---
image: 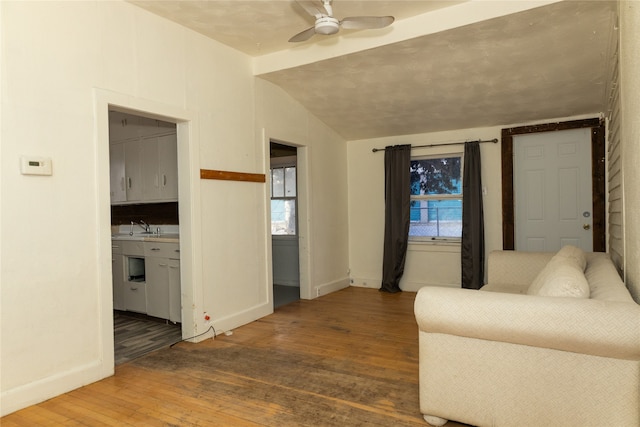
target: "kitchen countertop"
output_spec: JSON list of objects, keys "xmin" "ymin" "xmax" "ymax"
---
[{"xmin": 112, "ymin": 233, "xmax": 179, "ymax": 243}]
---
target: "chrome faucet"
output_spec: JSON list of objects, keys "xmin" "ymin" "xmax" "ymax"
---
[
  {"xmin": 129, "ymin": 220, "xmax": 151, "ymax": 235},
  {"xmin": 139, "ymin": 220, "xmax": 151, "ymax": 233}
]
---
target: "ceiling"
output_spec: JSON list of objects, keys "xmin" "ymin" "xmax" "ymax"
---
[{"xmin": 129, "ymin": 0, "xmax": 618, "ymax": 140}]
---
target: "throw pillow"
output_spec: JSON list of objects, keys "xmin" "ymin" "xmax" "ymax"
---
[
  {"xmin": 555, "ymin": 244, "xmax": 587, "ymax": 271},
  {"xmin": 527, "ymin": 247, "xmax": 590, "ymax": 298}
]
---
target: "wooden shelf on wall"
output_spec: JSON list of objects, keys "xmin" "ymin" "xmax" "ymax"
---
[{"xmin": 200, "ymin": 169, "xmax": 265, "ymax": 183}]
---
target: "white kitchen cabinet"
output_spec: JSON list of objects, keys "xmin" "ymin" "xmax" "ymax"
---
[
  {"xmin": 168, "ymin": 259, "xmax": 181, "ymax": 323},
  {"xmin": 141, "ymin": 136, "xmax": 160, "ymax": 201},
  {"xmin": 109, "ymin": 110, "xmax": 178, "ymax": 205},
  {"xmin": 124, "ymin": 280, "xmax": 147, "ymax": 313},
  {"xmin": 139, "ymin": 116, "xmax": 175, "ymax": 136},
  {"xmin": 124, "ymin": 139, "xmax": 143, "ymax": 202},
  {"xmin": 109, "ymin": 111, "xmax": 132, "ymax": 143},
  {"xmin": 145, "ymin": 256, "xmax": 170, "ymax": 319},
  {"xmin": 111, "ymin": 238, "xmax": 180, "ymax": 322},
  {"xmin": 110, "ymin": 112, "xmax": 176, "ymax": 143},
  {"xmin": 111, "ymin": 242, "xmax": 125, "ymax": 311},
  {"xmin": 109, "ymin": 143, "xmax": 126, "ymax": 203},
  {"xmin": 141, "ymin": 134, "xmax": 178, "ymax": 202},
  {"xmin": 121, "ymin": 241, "xmax": 147, "ymax": 314},
  {"xmin": 144, "ymin": 241, "xmax": 180, "ymax": 321},
  {"xmin": 158, "ymin": 134, "xmax": 179, "ymax": 201},
  {"xmin": 110, "ymin": 133, "xmax": 177, "ymax": 205}
]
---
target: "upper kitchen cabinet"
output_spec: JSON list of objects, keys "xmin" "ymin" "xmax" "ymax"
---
[
  {"xmin": 124, "ymin": 139, "xmax": 144, "ymax": 202},
  {"xmin": 109, "ymin": 143, "xmax": 126, "ymax": 203},
  {"xmin": 141, "ymin": 134, "xmax": 178, "ymax": 202},
  {"xmin": 109, "ymin": 111, "xmax": 176, "ymax": 143},
  {"xmin": 109, "ymin": 111, "xmax": 142, "ymax": 142},
  {"xmin": 109, "ymin": 112, "xmax": 178, "ymax": 205}
]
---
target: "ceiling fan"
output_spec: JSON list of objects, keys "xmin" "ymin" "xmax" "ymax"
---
[{"xmin": 289, "ymin": 0, "xmax": 394, "ymax": 43}]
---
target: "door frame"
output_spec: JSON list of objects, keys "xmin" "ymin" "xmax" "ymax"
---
[
  {"xmin": 501, "ymin": 118, "xmax": 606, "ymax": 251},
  {"xmin": 94, "ymin": 88, "xmax": 203, "ymax": 370},
  {"xmin": 264, "ymin": 135, "xmax": 312, "ymax": 301}
]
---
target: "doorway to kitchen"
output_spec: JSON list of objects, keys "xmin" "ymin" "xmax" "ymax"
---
[
  {"xmin": 109, "ymin": 110, "xmax": 182, "ymax": 364},
  {"xmin": 269, "ymin": 142, "xmax": 300, "ymax": 308}
]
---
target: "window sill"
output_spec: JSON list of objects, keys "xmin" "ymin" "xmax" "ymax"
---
[{"xmin": 408, "ymin": 239, "xmax": 461, "ymax": 253}]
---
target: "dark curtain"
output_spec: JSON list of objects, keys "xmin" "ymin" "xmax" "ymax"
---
[
  {"xmin": 461, "ymin": 141, "xmax": 485, "ymax": 289},
  {"xmin": 380, "ymin": 144, "xmax": 411, "ymax": 293}
]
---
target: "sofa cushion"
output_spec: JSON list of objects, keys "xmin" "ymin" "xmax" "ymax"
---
[{"xmin": 527, "ymin": 246, "xmax": 590, "ymax": 298}]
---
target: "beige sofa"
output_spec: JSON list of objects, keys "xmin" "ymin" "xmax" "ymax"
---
[{"xmin": 414, "ymin": 247, "xmax": 640, "ymax": 427}]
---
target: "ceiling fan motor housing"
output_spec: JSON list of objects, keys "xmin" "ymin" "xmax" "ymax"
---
[{"xmin": 315, "ymin": 16, "xmax": 340, "ymax": 35}]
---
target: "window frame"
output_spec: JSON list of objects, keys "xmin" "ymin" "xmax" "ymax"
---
[
  {"xmin": 409, "ymin": 152, "xmax": 464, "ymax": 243},
  {"xmin": 270, "ymin": 156, "xmax": 298, "ymax": 236}
]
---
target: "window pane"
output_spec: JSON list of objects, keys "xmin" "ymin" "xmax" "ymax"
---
[
  {"xmin": 272, "ymin": 168, "xmax": 284, "ymax": 197},
  {"xmin": 410, "ymin": 157, "xmax": 461, "ymax": 196},
  {"xmin": 284, "ymin": 167, "xmax": 296, "ymax": 197},
  {"xmin": 409, "ymin": 199, "xmax": 462, "ymax": 238},
  {"xmin": 271, "ymin": 199, "xmax": 296, "ymax": 235}
]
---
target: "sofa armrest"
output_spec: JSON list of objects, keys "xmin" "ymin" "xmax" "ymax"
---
[
  {"xmin": 487, "ymin": 250, "xmax": 554, "ymax": 287},
  {"xmin": 414, "ymin": 286, "xmax": 640, "ymax": 360}
]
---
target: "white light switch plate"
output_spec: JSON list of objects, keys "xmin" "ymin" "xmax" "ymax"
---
[{"xmin": 20, "ymin": 156, "xmax": 52, "ymax": 175}]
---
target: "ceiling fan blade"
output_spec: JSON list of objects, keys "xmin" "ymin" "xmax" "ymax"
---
[
  {"xmin": 340, "ymin": 16, "xmax": 395, "ymax": 30},
  {"xmin": 296, "ymin": 0, "xmax": 329, "ymax": 18},
  {"xmin": 288, "ymin": 26, "xmax": 317, "ymax": 43}
]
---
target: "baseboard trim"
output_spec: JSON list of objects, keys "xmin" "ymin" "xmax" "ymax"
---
[
  {"xmin": 204, "ymin": 302, "xmax": 273, "ymax": 340},
  {"xmin": 350, "ymin": 277, "xmax": 459, "ymax": 292},
  {"xmin": 1, "ymin": 359, "xmax": 113, "ymax": 416},
  {"xmin": 315, "ymin": 277, "xmax": 350, "ymax": 298}
]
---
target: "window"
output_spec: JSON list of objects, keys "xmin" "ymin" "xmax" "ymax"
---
[
  {"xmin": 409, "ymin": 154, "xmax": 463, "ymax": 240},
  {"xmin": 270, "ymin": 165, "xmax": 297, "ymax": 235}
]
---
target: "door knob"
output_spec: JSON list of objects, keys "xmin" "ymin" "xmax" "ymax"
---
[{"xmin": 583, "ymin": 224, "xmax": 591, "ymax": 230}]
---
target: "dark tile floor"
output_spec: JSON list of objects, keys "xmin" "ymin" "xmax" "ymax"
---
[
  {"xmin": 113, "ymin": 311, "xmax": 182, "ymax": 365},
  {"xmin": 274, "ymin": 284, "xmax": 300, "ymax": 308}
]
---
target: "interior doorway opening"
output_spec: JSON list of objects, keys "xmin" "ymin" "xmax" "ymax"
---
[
  {"xmin": 269, "ymin": 141, "xmax": 301, "ymax": 308},
  {"xmin": 108, "ymin": 109, "xmax": 183, "ymax": 364}
]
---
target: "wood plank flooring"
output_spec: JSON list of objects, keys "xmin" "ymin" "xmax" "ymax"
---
[{"xmin": 2, "ymin": 287, "xmax": 470, "ymax": 427}]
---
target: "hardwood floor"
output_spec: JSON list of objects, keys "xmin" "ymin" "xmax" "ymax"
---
[{"xmin": 2, "ymin": 287, "xmax": 470, "ymax": 427}]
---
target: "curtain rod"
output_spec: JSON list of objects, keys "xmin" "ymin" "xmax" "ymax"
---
[{"xmin": 371, "ymin": 138, "xmax": 498, "ymax": 153}]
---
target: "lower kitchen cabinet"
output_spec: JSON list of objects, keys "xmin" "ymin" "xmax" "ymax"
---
[
  {"xmin": 112, "ymin": 239, "xmax": 180, "ymax": 322},
  {"xmin": 112, "ymin": 253, "xmax": 125, "ymax": 311},
  {"xmin": 168, "ymin": 259, "xmax": 181, "ymax": 323},
  {"xmin": 124, "ymin": 280, "xmax": 147, "ymax": 313},
  {"xmin": 143, "ymin": 241, "xmax": 180, "ymax": 322},
  {"xmin": 112, "ymin": 241, "xmax": 126, "ymax": 311},
  {"xmin": 145, "ymin": 256, "xmax": 171, "ymax": 319}
]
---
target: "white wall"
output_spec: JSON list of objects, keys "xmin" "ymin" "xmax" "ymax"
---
[
  {"xmin": 347, "ymin": 116, "xmax": 605, "ymax": 292},
  {"xmin": 255, "ymin": 79, "xmax": 350, "ymax": 299},
  {"xmin": 347, "ymin": 128, "xmax": 503, "ymax": 291},
  {"xmin": 620, "ymin": 1, "xmax": 640, "ymax": 302},
  {"xmin": 0, "ymin": 0, "xmax": 268, "ymax": 414}
]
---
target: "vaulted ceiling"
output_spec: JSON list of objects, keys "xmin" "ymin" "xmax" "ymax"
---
[{"xmin": 129, "ymin": 0, "xmax": 618, "ymax": 140}]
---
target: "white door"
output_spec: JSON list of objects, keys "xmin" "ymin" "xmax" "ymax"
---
[{"xmin": 514, "ymin": 128, "xmax": 593, "ymax": 252}]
